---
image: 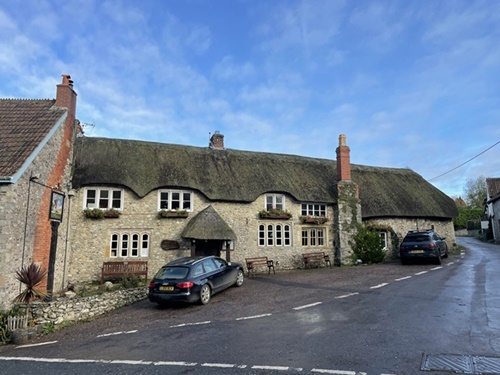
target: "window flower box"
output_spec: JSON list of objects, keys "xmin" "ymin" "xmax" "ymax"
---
[
  {"xmin": 83, "ymin": 208, "xmax": 121, "ymax": 219},
  {"xmin": 300, "ymin": 216, "xmax": 328, "ymax": 224},
  {"xmin": 259, "ymin": 209, "xmax": 292, "ymax": 220},
  {"xmin": 158, "ymin": 210, "xmax": 189, "ymax": 219}
]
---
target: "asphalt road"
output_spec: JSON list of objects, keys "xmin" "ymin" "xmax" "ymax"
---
[{"xmin": 1, "ymin": 237, "xmax": 500, "ymax": 375}]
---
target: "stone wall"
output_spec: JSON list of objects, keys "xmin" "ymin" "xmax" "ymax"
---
[
  {"xmin": 31, "ymin": 287, "xmax": 147, "ymax": 325},
  {"xmin": 66, "ymin": 188, "xmax": 336, "ymax": 285},
  {"xmin": 0, "ymin": 117, "xmax": 71, "ymax": 311}
]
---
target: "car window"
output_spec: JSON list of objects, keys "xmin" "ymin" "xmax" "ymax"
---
[
  {"xmin": 155, "ymin": 266, "xmax": 189, "ymax": 280},
  {"xmin": 404, "ymin": 235, "xmax": 429, "ymax": 242},
  {"xmin": 213, "ymin": 258, "xmax": 227, "ymax": 268},
  {"xmin": 193, "ymin": 264, "xmax": 204, "ymax": 277},
  {"xmin": 203, "ymin": 259, "xmax": 217, "ymax": 273}
]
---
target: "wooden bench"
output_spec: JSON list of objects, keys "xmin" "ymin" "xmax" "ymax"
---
[
  {"xmin": 245, "ymin": 257, "xmax": 275, "ymax": 277},
  {"xmin": 101, "ymin": 261, "xmax": 148, "ymax": 284},
  {"xmin": 302, "ymin": 252, "xmax": 331, "ymax": 269}
]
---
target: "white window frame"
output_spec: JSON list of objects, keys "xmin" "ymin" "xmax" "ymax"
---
[
  {"xmin": 84, "ymin": 187, "xmax": 124, "ymax": 210},
  {"xmin": 158, "ymin": 190, "xmax": 193, "ymax": 211},
  {"xmin": 258, "ymin": 223, "xmax": 292, "ymax": 247},
  {"xmin": 265, "ymin": 194, "xmax": 285, "ymax": 211},
  {"xmin": 380, "ymin": 231, "xmax": 388, "ymax": 251},
  {"xmin": 301, "ymin": 227, "xmax": 326, "ymax": 247},
  {"xmin": 110, "ymin": 232, "xmax": 150, "ymax": 258},
  {"xmin": 301, "ymin": 203, "xmax": 327, "ymax": 217}
]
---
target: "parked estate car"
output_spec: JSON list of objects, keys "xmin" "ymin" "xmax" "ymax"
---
[
  {"xmin": 399, "ymin": 230, "xmax": 448, "ymax": 265},
  {"xmin": 148, "ymin": 256, "xmax": 244, "ymax": 306}
]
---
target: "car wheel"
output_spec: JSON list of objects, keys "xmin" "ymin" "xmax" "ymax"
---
[
  {"xmin": 435, "ymin": 250, "xmax": 442, "ymax": 265},
  {"xmin": 443, "ymin": 246, "xmax": 449, "ymax": 258},
  {"xmin": 234, "ymin": 269, "xmax": 244, "ymax": 287},
  {"xmin": 199, "ymin": 284, "xmax": 211, "ymax": 305}
]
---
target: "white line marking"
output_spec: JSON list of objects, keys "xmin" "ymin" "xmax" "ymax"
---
[
  {"xmin": 97, "ymin": 330, "xmax": 137, "ymax": 338},
  {"xmin": 312, "ymin": 369, "xmax": 365, "ymax": 374},
  {"xmin": 335, "ymin": 292, "xmax": 359, "ymax": 299},
  {"xmin": 16, "ymin": 341, "xmax": 58, "ymax": 348},
  {"xmin": 202, "ymin": 363, "xmax": 236, "ymax": 368},
  {"xmin": 110, "ymin": 360, "xmax": 153, "ymax": 365},
  {"xmin": 154, "ymin": 361, "xmax": 197, "ymax": 366},
  {"xmin": 430, "ymin": 266, "xmax": 443, "ymax": 271},
  {"xmin": 252, "ymin": 365, "xmax": 303, "ymax": 371},
  {"xmin": 293, "ymin": 302, "xmax": 323, "ymax": 310},
  {"xmin": 447, "ymin": 262, "xmax": 455, "ymax": 266},
  {"xmin": 395, "ymin": 276, "xmax": 412, "ymax": 281},
  {"xmin": 169, "ymin": 321, "xmax": 211, "ymax": 328},
  {"xmin": 370, "ymin": 283, "xmax": 388, "ymax": 289},
  {"xmin": 235, "ymin": 313, "xmax": 272, "ymax": 321},
  {"xmin": 415, "ymin": 271, "xmax": 428, "ymax": 275}
]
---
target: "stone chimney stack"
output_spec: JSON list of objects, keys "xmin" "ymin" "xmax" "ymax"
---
[
  {"xmin": 336, "ymin": 134, "xmax": 351, "ymax": 181},
  {"xmin": 55, "ymin": 74, "xmax": 77, "ymax": 127},
  {"xmin": 209, "ymin": 131, "xmax": 225, "ymax": 150}
]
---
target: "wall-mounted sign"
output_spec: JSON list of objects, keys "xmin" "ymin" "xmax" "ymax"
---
[
  {"xmin": 49, "ymin": 190, "xmax": 65, "ymax": 222},
  {"xmin": 161, "ymin": 240, "xmax": 180, "ymax": 251}
]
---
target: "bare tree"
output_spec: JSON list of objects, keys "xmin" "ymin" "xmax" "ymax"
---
[{"xmin": 463, "ymin": 176, "xmax": 487, "ymax": 208}]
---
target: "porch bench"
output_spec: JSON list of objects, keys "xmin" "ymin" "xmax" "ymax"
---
[
  {"xmin": 245, "ymin": 256, "xmax": 275, "ymax": 277},
  {"xmin": 302, "ymin": 252, "xmax": 331, "ymax": 269},
  {"xmin": 101, "ymin": 261, "xmax": 148, "ymax": 284}
]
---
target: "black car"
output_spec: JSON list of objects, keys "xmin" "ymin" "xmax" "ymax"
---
[
  {"xmin": 399, "ymin": 230, "xmax": 448, "ymax": 265},
  {"xmin": 148, "ymin": 256, "xmax": 244, "ymax": 306}
]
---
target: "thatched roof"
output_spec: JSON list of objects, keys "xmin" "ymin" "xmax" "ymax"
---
[
  {"xmin": 72, "ymin": 136, "xmax": 458, "ymax": 220},
  {"xmin": 182, "ymin": 205, "xmax": 237, "ymax": 240}
]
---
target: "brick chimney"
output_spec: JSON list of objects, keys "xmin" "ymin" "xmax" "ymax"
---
[
  {"xmin": 336, "ymin": 134, "xmax": 351, "ymax": 181},
  {"xmin": 55, "ymin": 74, "xmax": 77, "ymax": 125},
  {"xmin": 209, "ymin": 131, "xmax": 224, "ymax": 150}
]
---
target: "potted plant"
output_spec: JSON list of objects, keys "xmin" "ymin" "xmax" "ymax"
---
[
  {"xmin": 83, "ymin": 208, "xmax": 121, "ymax": 219},
  {"xmin": 259, "ymin": 208, "xmax": 292, "ymax": 220},
  {"xmin": 300, "ymin": 215, "xmax": 328, "ymax": 224},
  {"xmin": 158, "ymin": 209, "xmax": 188, "ymax": 219},
  {"xmin": 11, "ymin": 263, "xmax": 48, "ymax": 344},
  {"xmin": 103, "ymin": 208, "xmax": 121, "ymax": 218}
]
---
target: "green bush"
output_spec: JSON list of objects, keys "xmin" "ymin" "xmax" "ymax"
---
[
  {"xmin": 454, "ymin": 207, "xmax": 483, "ymax": 230},
  {"xmin": 351, "ymin": 225, "xmax": 386, "ymax": 264}
]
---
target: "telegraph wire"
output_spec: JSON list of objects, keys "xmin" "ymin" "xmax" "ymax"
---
[{"xmin": 428, "ymin": 139, "xmax": 500, "ymax": 181}]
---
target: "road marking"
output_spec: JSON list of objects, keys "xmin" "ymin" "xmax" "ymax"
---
[
  {"xmin": 447, "ymin": 262, "xmax": 455, "ymax": 266},
  {"xmin": 252, "ymin": 365, "xmax": 303, "ymax": 371},
  {"xmin": 202, "ymin": 362, "xmax": 236, "ymax": 368},
  {"xmin": 415, "ymin": 271, "xmax": 428, "ymax": 275},
  {"xmin": 312, "ymin": 369, "xmax": 366, "ymax": 374},
  {"xmin": 15, "ymin": 341, "xmax": 58, "ymax": 348},
  {"xmin": 293, "ymin": 302, "xmax": 323, "ymax": 310},
  {"xmin": 235, "ymin": 313, "xmax": 272, "ymax": 321},
  {"xmin": 430, "ymin": 266, "xmax": 443, "ymax": 271},
  {"xmin": 370, "ymin": 283, "xmax": 388, "ymax": 289},
  {"xmin": 169, "ymin": 321, "xmax": 211, "ymax": 328},
  {"xmin": 395, "ymin": 276, "xmax": 412, "ymax": 281},
  {"xmin": 154, "ymin": 361, "xmax": 197, "ymax": 366},
  {"xmin": 97, "ymin": 330, "xmax": 137, "ymax": 338},
  {"xmin": 335, "ymin": 292, "xmax": 359, "ymax": 299}
]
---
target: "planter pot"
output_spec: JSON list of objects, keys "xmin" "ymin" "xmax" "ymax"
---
[
  {"xmin": 103, "ymin": 211, "xmax": 120, "ymax": 218},
  {"xmin": 159, "ymin": 212, "xmax": 188, "ymax": 219},
  {"xmin": 260, "ymin": 214, "xmax": 291, "ymax": 220}
]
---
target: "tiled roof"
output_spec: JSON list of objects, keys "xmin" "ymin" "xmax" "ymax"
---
[{"xmin": 0, "ymin": 99, "xmax": 66, "ymax": 180}]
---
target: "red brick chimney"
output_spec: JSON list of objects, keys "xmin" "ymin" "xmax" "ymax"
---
[
  {"xmin": 55, "ymin": 74, "xmax": 77, "ymax": 124},
  {"xmin": 209, "ymin": 131, "xmax": 224, "ymax": 150},
  {"xmin": 336, "ymin": 134, "xmax": 351, "ymax": 181}
]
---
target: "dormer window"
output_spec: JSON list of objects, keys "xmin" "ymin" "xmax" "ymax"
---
[
  {"xmin": 266, "ymin": 194, "xmax": 284, "ymax": 211},
  {"xmin": 158, "ymin": 190, "xmax": 193, "ymax": 211},
  {"xmin": 84, "ymin": 188, "xmax": 123, "ymax": 210}
]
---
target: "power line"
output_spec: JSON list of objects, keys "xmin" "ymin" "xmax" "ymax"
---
[{"xmin": 428, "ymin": 139, "xmax": 500, "ymax": 181}]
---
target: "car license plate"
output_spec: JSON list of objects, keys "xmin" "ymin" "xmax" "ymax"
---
[
  {"xmin": 411, "ymin": 250, "xmax": 424, "ymax": 254},
  {"xmin": 160, "ymin": 286, "xmax": 174, "ymax": 291}
]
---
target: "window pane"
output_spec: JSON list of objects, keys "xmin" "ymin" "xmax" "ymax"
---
[
  {"xmin": 182, "ymin": 193, "xmax": 191, "ymax": 210},
  {"xmin": 171, "ymin": 192, "xmax": 180, "ymax": 209},
  {"xmin": 99, "ymin": 190, "xmax": 109, "ymax": 209},
  {"xmin": 318, "ymin": 229, "xmax": 324, "ymax": 246},
  {"xmin": 301, "ymin": 204, "xmax": 307, "ymax": 216},
  {"xmin": 160, "ymin": 192, "xmax": 169, "ymax": 209},
  {"xmin": 275, "ymin": 195, "xmax": 283, "ymax": 210},
  {"xmin": 276, "ymin": 225, "xmax": 282, "ymax": 246},
  {"xmin": 267, "ymin": 225, "xmax": 274, "ymax": 246},
  {"xmin": 141, "ymin": 234, "xmax": 149, "ymax": 257},
  {"xmin": 284, "ymin": 225, "xmax": 291, "ymax": 246},
  {"xmin": 302, "ymin": 229, "xmax": 308, "ymax": 246},
  {"xmin": 86, "ymin": 189, "xmax": 96, "ymax": 208},
  {"xmin": 112, "ymin": 190, "xmax": 122, "ymax": 209},
  {"xmin": 131, "ymin": 234, "xmax": 139, "ymax": 257},
  {"xmin": 121, "ymin": 234, "xmax": 129, "ymax": 257},
  {"xmin": 111, "ymin": 234, "xmax": 118, "ymax": 257},
  {"xmin": 310, "ymin": 229, "xmax": 316, "ymax": 246},
  {"xmin": 259, "ymin": 224, "xmax": 265, "ymax": 246},
  {"xmin": 266, "ymin": 196, "xmax": 273, "ymax": 210}
]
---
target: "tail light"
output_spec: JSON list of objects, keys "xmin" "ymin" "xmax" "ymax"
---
[
  {"xmin": 148, "ymin": 281, "xmax": 156, "ymax": 288},
  {"xmin": 428, "ymin": 243, "xmax": 435, "ymax": 249},
  {"xmin": 176, "ymin": 281, "xmax": 194, "ymax": 289}
]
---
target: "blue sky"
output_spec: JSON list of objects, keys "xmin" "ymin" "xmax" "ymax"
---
[{"xmin": 1, "ymin": 0, "xmax": 499, "ymax": 199}]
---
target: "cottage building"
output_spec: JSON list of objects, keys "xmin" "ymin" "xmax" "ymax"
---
[
  {"xmin": 0, "ymin": 75, "xmax": 78, "ymax": 309},
  {"xmin": 66, "ymin": 132, "xmax": 458, "ymax": 284},
  {"xmin": 486, "ymin": 178, "xmax": 500, "ymax": 243}
]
